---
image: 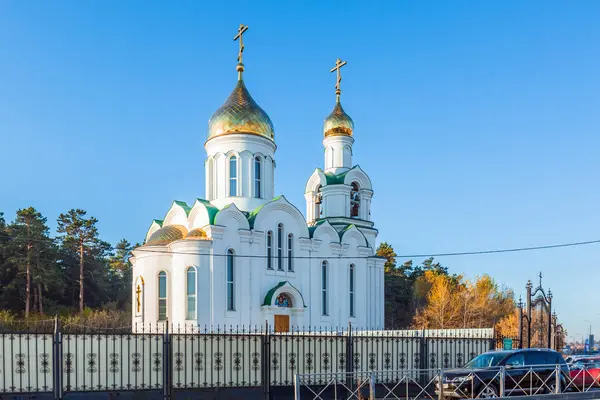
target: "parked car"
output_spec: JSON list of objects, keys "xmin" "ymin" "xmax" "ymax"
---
[
  {"xmin": 436, "ymin": 349, "xmax": 569, "ymax": 398},
  {"xmin": 569, "ymin": 357, "xmax": 600, "ymax": 388}
]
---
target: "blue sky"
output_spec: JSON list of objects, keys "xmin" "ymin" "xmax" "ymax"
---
[{"xmin": 1, "ymin": 1, "xmax": 599, "ymax": 338}]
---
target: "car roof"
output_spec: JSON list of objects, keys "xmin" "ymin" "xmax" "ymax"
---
[{"xmin": 484, "ymin": 348, "xmax": 558, "ymax": 355}]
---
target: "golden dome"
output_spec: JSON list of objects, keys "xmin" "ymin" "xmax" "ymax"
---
[
  {"xmin": 145, "ymin": 225, "xmax": 187, "ymax": 246},
  {"xmin": 323, "ymin": 99, "xmax": 353, "ymax": 137},
  {"xmin": 207, "ymin": 79, "xmax": 274, "ymax": 142},
  {"xmin": 185, "ymin": 228, "xmax": 209, "ymax": 240}
]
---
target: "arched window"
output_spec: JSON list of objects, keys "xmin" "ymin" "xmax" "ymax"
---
[
  {"xmin": 315, "ymin": 185, "xmax": 322, "ymax": 219},
  {"xmin": 186, "ymin": 267, "xmax": 197, "ymax": 320},
  {"xmin": 349, "ymin": 264, "xmax": 355, "ymax": 317},
  {"xmin": 266, "ymin": 231, "xmax": 273, "ymax": 270},
  {"xmin": 321, "ymin": 261, "xmax": 328, "ymax": 316},
  {"xmin": 350, "ymin": 182, "xmax": 360, "ymax": 218},
  {"xmin": 277, "ymin": 223, "xmax": 284, "ymax": 271},
  {"xmin": 229, "ymin": 155, "xmax": 238, "ymax": 197},
  {"xmin": 226, "ymin": 249, "xmax": 235, "ymax": 311},
  {"xmin": 287, "ymin": 234, "xmax": 293, "ymax": 272},
  {"xmin": 158, "ymin": 271, "xmax": 167, "ymax": 321},
  {"xmin": 254, "ymin": 157, "xmax": 261, "ymax": 198},
  {"xmin": 327, "ymin": 147, "xmax": 334, "ymax": 169}
]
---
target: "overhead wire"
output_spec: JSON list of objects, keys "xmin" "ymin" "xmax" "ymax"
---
[{"xmin": 0, "ymin": 231, "xmax": 599, "ymax": 259}]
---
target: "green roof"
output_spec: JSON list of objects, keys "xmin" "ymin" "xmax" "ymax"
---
[
  {"xmin": 152, "ymin": 219, "xmax": 164, "ymax": 227},
  {"xmin": 308, "ymin": 219, "xmax": 327, "ymax": 237},
  {"xmin": 247, "ymin": 196, "xmax": 282, "ymax": 228},
  {"xmin": 172, "ymin": 200, "xmax": 192, "ymax": 216},
  {"xmin": 324, "ymin": 170, "xmax": 348, "ymax": 185},
  {"xmin": 262, "ymin": 281, "xmax": 306, "ymax": 307},
  {"xmin": 195, "ymin": 198, "xmax": 219, "ymax": 225}
]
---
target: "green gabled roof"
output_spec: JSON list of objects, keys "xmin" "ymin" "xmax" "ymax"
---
[
  {"xmin": 324, "ymin": 170, "xmax": 349, "ymax": 185},
  {"xmin": 194, "ymin": 198, "xmax": 219, "ymax": 225},
  {"xmin": 152, "ymin": 219, "xmax": 164, "ymax": 228},
  {"xmin": 172, "ymin": 200, "xmax": 192, "ymax": 216},
  {"xmin": 339, "ymin": 224, "xmax": 356, "ymax": 239},
  {"xmin": 247, "ymin": 196, "xmax": 282, "ymax": 228},
  {"xmin": 262, "ymin": 281, "xmax": 306, "ymax": 307},
  {"xmin": 308, "ymin": 219, "xmax": 327, "ymax": 237}
]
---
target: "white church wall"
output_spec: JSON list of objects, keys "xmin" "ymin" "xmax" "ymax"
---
[{"xmin": 205, "ymin": 134, "xmax": 276, "ymax": 212}]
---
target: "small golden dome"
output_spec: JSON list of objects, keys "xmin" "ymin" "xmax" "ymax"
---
[
  {"xmin": 146, "ymin": 225, "xmax": 188, "ymax": 246},
  {"xmin": 185, "ymin": 228, "xmax": 209, "ymax": 240},
  {"xmin": 323, "ymin": 99, "xmax": 353, "ymax": 137},
  {"xmin": 207, "ymin": 79, "xmax": 274, "ymax": 142}
]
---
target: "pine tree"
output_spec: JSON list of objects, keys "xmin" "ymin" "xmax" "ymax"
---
[
  {"xmin": 57, "ymin": 209, "xmax": 99, "ymax": 313},
  {"xmin": 6, "ymin": 208, "xmax": 53, "ymax": 317}
]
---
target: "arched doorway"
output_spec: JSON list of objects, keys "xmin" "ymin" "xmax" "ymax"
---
[{"xmin": 261, "ymin": 281, "xmax": 306, "ymax": 332}]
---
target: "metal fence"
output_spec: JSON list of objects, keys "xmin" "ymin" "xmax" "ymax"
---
[
  {"xmin": 0, "ymin": 322, "xmax": 517, "ymax": 399},
  {"xmin": 295, "ymin": 363, "xmax": 600, "ymax": 400}
]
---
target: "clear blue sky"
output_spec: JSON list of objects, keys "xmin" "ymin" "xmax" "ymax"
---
[{"xmin": 1, "ymin": 1, "xmax": 599, "ymax": 338}]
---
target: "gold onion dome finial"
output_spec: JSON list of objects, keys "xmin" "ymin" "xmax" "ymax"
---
[
  {"xmin": 323, "ymin": 58, "xmax": 353, "ymax": 137},
  {"xmin": 207, "ymin": 24, "xmax": 275, "ymax": 142}
]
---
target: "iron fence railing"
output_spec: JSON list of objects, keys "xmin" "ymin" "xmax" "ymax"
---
[{"xmin": 0, "ymin": 321, "xmax": 519, "ymax": 399}]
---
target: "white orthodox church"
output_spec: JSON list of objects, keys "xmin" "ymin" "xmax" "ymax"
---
[{"xmin": 131, "ymin": 28, "xmax": 385, "ymax": 332}]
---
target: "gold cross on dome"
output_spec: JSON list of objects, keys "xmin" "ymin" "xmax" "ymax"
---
[
  {"xmin": 330, "ymin": 58, "xmax": 347, "ymax": 96},
  {"xmin": 234, "ymin": 24, "xmax": 249, "ymax": 64}
]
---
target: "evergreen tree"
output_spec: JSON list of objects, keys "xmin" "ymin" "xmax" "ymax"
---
[
  {"xmin": 6, "ymin": 207, "xmax": 54, "ymax": 317},
  {"xmin": 57, "ymin": 209, "xmax": 99, "ymax": 313}
]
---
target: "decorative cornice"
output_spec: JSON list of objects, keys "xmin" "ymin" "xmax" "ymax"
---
[{"xmin": 206, "ymin": 225, "xmax": 225, "ymax": 240}]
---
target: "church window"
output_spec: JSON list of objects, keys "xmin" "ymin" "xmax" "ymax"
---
[
  {"xmin": 266, "ymin": 231, "xmax": 273, "ymax": 270},
  {"xmin": 350, "ymin": 182, "xmax": 360, "ymax": 218},
  {"xmin": 226, "ymin": 249, "xmax": 235, "ymax": 311},
  {"xmin": 349, "ymin": 264, "xmax": 355, "ymax": 317},
  {"xmin": 277, "ymin": 224, "xmax": 284, "ymax": 271},
  {"xmin": 229, "ymin": 156, "xmax": 238, "ymax": 197},
  {"xmin": 186, "ymin": 267, "xmax": 196, "ymax": 320},
  {"xmin": 327, "ymin": 147, "xmax": 334, "ymax": 169},
  {"xmin": 275, "ymin": 293, "xmax": 292, "ymax": 307},
  {"xmin": 158, "ymin": 271, "xmax": 167, "ymax": 321},
  {"xmin": 287, "ymin": 234, "xmax": 293, "ymax": 272},
  {"xmin": 321, "ymin": 261, "xmax": 328, "ymax": 316},
  {"xmin": 254, "ymin": 157, "xmax": 261, "ymax": 198}
]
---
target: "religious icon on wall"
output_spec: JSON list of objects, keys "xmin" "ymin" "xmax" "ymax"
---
[{"xmin": 275, "ymin": 293, "xmax": 292, "ymax": 307}]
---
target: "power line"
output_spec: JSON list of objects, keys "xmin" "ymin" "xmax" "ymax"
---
[{"xmin": 1, "ymin": 231, "xmax": 599, "ymax": 260}]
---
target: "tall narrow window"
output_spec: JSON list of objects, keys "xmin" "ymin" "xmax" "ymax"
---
[
  {"xmin": 254, "ymin": 157, "xmax": 261, "ymax": 198},
  {"xmin": 349, "ymin": 264, "xmax": 355, "ymax": 317},
  {"xmin": 266, "ymin": 231, "xmax": 273, "ymax": 270},
  {"xmin": 350, "ymin": 182, "xmax": 360, "ymax": 218},
  {"xmin": 321, "ymin": 261, "xmax": 328, "ymax": 316},
  {"xmin": 277, "ymin": 224, "xmax": 283, "ymax": 271},
  {"xmin": 158, "ymin": 271, "xmax": 167, "ymax": 321},
  {"xmin": 186, "ymin": 267, "xmax": 197, "ymax": 320},
  {"xmin": 226, "ymin": 249, "xmax": 235, "ymax": 311},
  {"xmin": 287, "ymin": 234, "xmax": 293, "ymax": 272},
  {"xmin": 229, "ymin": 156, "xmax": 237, "ymax": 197}
]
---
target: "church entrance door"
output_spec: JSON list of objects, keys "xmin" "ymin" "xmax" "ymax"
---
[{"xmin": 274, "ymin": 315, "xmax": 290, "ymax": 333}]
